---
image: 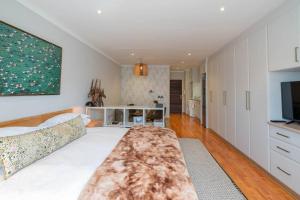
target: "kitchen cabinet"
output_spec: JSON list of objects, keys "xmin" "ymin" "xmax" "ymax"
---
[{"xmin": 192, "ymin": 67, "xmax": 200, "ymax": 82}]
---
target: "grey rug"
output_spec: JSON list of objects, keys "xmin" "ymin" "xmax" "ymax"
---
[{"xmin": 179, "ymin": 138, "xmax": 247, "ymax": 200}]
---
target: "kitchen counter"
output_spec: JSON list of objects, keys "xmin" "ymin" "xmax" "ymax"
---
[{"xmin": 188, "ymin": 99, "xmax": 201, "ymax": 119}]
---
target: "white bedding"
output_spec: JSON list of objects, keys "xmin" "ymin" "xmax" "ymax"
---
[{"xmin": 0, "ymin": 127, "xmax": 128, "ymax": 200}]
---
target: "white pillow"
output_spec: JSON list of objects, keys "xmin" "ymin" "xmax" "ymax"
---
[
  {"xmin": 0, "ymin": 127, "xmax": 39, "ymax": 137},
  {"xmin": 38, "ymin": 113, "xmax": 91, "ymax": 127},
  {"xmin": 82, "ymin": 118, "xmax": 91, "ymax": 126},
  {"xmin": 80, "ymin": 114, "xmax": 91, "ymax": 125}
]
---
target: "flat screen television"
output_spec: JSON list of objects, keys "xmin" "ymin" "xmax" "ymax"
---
[{"xmin": 281, "ymin": 81, "xmax": 300, "ymax": 121}]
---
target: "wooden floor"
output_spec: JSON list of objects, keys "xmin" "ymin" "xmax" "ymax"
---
[{"xmin": 167, "ymin": 114, "xmax": 299, "ymax": 200}]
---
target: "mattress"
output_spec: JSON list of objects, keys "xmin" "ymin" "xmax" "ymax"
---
[{"xmin": 0, "ymin": 127, "xmax": 128, "ymax": 200}]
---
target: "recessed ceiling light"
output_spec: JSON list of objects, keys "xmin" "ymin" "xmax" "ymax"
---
[
  {"xmin": 130, "ymin": 52, "xmax": 135, "ymax": 56},
  {"xmin": 220, "ymin": 6, "xmax": 225, "ymax": 12},
  {"xmin": 97, "ymin": 10, "xmax": 102, "ymax": 14},
  {"xmin": 187, "ymin": 53, "xmax": 192, "ymax": 56}
]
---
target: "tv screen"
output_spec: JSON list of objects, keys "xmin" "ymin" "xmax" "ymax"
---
[{"xmin": 281, "ymin": 81, "xmax": 300, "ymax": 121}]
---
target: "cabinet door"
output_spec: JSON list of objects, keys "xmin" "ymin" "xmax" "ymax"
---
[
  {"xmin": 207, "ymin": 58, "xmax": 216, "ymax": 131},
  {"xmin": 249, "ymin": 26, "xmax": 269, "ymax": 170},
  {"xmin": 208, "ymin": 58, "xmax": 219, "ymax": 133},
  {"xmin": 235, "ymin": 38, "xmax": 250, "ymax": 156},
  {"xmin": 212, "ymin": 59, "xmax": 219, "ymax": 133},
  {"xmin": 224, "ymin": 46, "xmax": 236, "ymax": 145},
  {"xmin": 217, "ymin": 52, "xmax": 227, "ymax": 139},
  {"xmin": 268, "ymin": 5, "xmax": 300, "ymax": 71}
]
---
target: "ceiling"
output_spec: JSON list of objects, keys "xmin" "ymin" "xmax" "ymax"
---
[{"xmin": 18, "ymin": 0, "xmax": 286, "ymax": 69}]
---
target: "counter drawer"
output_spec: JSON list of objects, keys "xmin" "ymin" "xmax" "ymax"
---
[
  {"xmin": 270, "ymin": 150, "xmax": 300, "ymax": 194},
  {"xmin": 271, "ymin": 138, "xmax": 300, "ymax": 164},
  {"xmin": 270, "ymin": 125, "xmax": 300, "ymax": 148}
]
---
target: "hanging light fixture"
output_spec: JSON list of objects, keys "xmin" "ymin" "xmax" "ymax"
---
[{"xmin": 133, "ymin": 62, "xmax": 148, "ymax": 76}]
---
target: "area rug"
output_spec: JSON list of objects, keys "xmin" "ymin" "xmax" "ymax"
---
[{"xmin": 179, "ymin": 138, "xmax": 247, "ymax": 200}]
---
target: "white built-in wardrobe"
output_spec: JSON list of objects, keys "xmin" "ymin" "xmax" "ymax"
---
[
  {"xmin": 207, "ymin": 0, "xmax": 300, "ymax": 172},
  {"xmin": 208, "ymin": 25, "xmax": 269, "ymax": 170}
]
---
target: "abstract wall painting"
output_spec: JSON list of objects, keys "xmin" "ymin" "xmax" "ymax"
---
[{"xmin": 0, "ymin": 21, "xmax": 62, "ymax": 96}]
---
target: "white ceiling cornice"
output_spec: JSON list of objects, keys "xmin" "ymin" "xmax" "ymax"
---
[{"xmin": 17, "ymin": 0, "xmax": 120, "ymax": 65}]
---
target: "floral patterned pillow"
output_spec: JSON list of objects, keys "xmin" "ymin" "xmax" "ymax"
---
[{"xmin": 0, "ymin": 116, "xmax": 86, "ymax": 180}]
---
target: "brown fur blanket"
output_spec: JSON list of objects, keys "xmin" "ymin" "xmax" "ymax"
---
[{"xmin": 79, "ymin": 126, "xmax": 198, "ymax": 200}]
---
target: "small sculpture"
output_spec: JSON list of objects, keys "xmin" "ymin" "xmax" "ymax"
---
[{"xmin": 86, "ymin": 79, "xmax": 106, "ymax": 107}]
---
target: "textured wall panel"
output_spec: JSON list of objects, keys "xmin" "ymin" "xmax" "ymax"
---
[{"xmin": 121, "ymin": 65, "xmax": 170, "ymax": 116}]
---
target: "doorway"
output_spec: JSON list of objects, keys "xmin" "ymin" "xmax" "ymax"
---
[{"xmin": 170, "ymin": 80, "xmax": 182, "ymax": 113}]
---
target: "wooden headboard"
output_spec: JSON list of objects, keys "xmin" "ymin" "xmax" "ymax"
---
[{"xmin": 0, "ymin": 109, "xmax": 73, "ymax": 128}]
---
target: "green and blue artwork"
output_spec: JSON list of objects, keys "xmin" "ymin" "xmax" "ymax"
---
[{"xmin": 0, "ymin": 21, "xmax": 62, "ymax": 96}]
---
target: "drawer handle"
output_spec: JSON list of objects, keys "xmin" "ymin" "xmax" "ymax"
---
[
  {"xmin": 277, "ymin": 167, "xmax": 291, "ymax": 176},
  {"xmin": 276, "ymin": 146, "xmax": 290, "ymax": 153},
  {"xmin": 276, "ymin": 132, "xmax": 290, "ymax": 139}
]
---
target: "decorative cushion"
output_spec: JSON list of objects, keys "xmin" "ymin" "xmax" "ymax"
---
[
  {"xmin": 38, "ymin": 113, "xmax": 91, "ymax": 127},
  {"xmin": 0, "ymin": 116, "xmax": 86, "ymax": 180}
]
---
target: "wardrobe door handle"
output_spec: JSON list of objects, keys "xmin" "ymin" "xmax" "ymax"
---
[
  {"xmin": 276, "ymin": 146, "xmax": 290, "ymax": 153},
  {"xmin": 245, "ymin": 91, "xmax": 250, "ymax": 110},
  {"xmin": 245, "ymin": 91, "xmax": 248, "ymax": 110},
  {"xmin": 277, "ymin": 167, "xmax": 291, "ymax": 176},
  {"xmin": 295, "ymin": 47, "xmax": 299, "ymax": 62},
  {"xmin": 247, "ymin": 91, "xmax": 250, "ymax": 111},
  {"xmin": 223, "ymin": 91, "xmax": 227, "ymax": 106}
]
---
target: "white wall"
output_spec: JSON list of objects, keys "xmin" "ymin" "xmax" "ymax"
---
[
  {"xmin": 121, "ymin": 65, "xmax": 170, "ymax": 116},
  {"xmin": 170, "ymin": 71, "xmax": 185, "ymax": 80},
  {"xmin": 0, "ymin": 0, "xmax": 121, "ymax": 122},
  {"xmin": 269, "ymin": 71, "xmax": 300, "ymax": 120}
]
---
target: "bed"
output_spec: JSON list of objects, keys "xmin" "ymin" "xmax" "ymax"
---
[
  {"xmin": 0, "ymin": 109, "xmax": 245, "ymax": 200},
  {"xmin": 0, "ymin": 110, "xmax": 198, "ymax": 200}
]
